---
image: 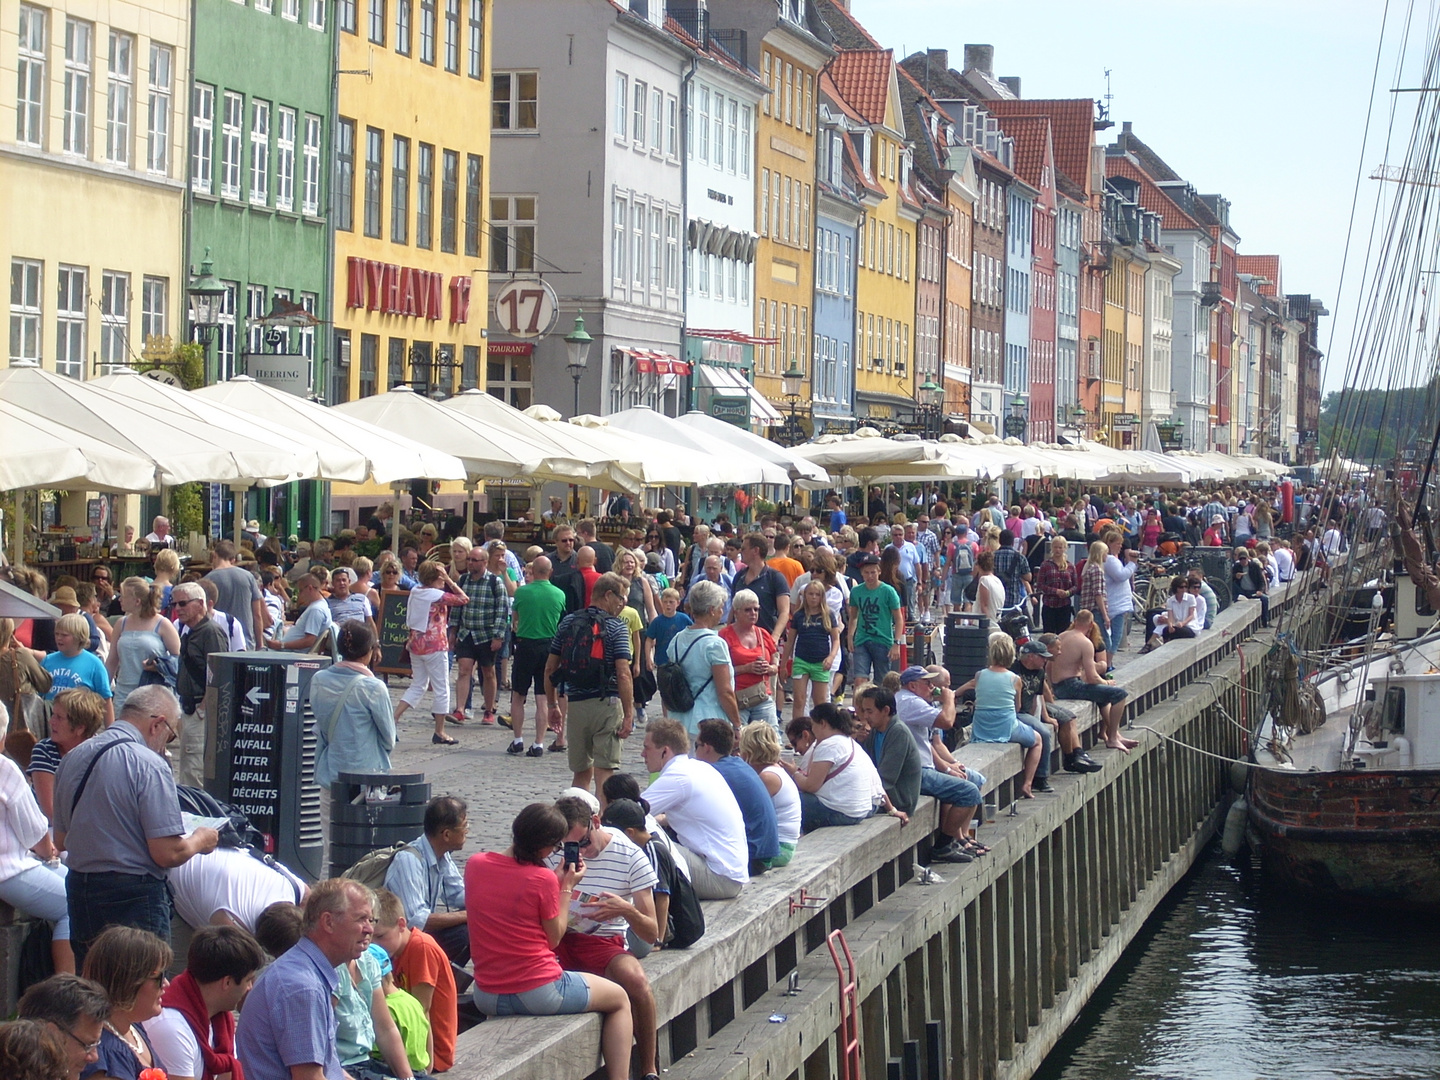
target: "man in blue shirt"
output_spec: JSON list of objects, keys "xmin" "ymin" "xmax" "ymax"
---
[
  {"xmin": 383, "ymin": 795, "xmax": 470, "ymax": 964},
  {"xmin": 826, "ymin": 494, "xmax": 847, "ymax": 533},
  {"xmin": 268, "ymin": 575, "xmax": 335, "ymax": 653},
  {"xmin": 237, "ymin": 878, "xmax": 375, "ymax": 1080},
  {"xmin": 693, "ymin": 720, "xmax": 779, "ymax": 873}
]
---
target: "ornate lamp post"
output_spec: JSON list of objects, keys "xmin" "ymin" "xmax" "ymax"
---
[
  {"xmin": 187, "ymin": 249, "xmax": 226, "ymax": 383},
  {"xmin": 1004, "ymin": 394, "xmax": 1028, "ymax": 442},
  {"xmin": 918, "ymin": 377, "xmax": 943, "ymax": 439},
  {"xmin": 564, "ymin": 313, "xmax": 593, "ymax": 418},
  {"xmin": 779, "ymin": 360, "xmax": 808, "ymax": 446}
]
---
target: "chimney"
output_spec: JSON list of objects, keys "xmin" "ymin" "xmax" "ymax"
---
[
  {"xmin": 964, "ymin": 44, "xmax": 993, "ymax": 75},
  {"xmin": 1122, "ymin": 121, "xmax": 1132, "ymax": 135},
  {"xmin": 926, "ymin": 48, "xmax": 948, "ymax": 71},
  {"xmin": 999, "ymin": 76, "xmax": 1020, "ymax": 97}
]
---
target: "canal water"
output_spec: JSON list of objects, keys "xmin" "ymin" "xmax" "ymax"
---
[{"xmin": 1035, "ymin": 842, "xmax": 1440, "ymax": 1079}]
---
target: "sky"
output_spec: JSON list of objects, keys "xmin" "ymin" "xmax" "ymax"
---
[{"xmin": 850, "ymin": 0, "xmax": 1410, "ymax": 396}]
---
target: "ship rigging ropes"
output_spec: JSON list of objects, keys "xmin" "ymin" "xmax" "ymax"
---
[{"xmin": 1275, "ymin": 0, "xmax": 1440, "ymax": 667}]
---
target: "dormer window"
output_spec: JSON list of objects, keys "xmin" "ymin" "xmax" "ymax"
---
[
  {"xmin": 829, "ymin": 131, "xmax": 842, "ymax": 187},
  {"xmin": 861, "ymin": 130, "xmax": 872, "ymax": 178}
]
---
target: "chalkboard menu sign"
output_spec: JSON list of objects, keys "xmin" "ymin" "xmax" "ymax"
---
[{"xmin": 376, "ymin": 588, "xmax": 412, "ymax": 676}]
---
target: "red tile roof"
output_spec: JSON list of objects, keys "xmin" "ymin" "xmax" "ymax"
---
[
  {"xmin": 994, "ymin": 114, "xmax": 1052, "ymax": 191},
  {"xmin": 818, "ymin": 69, "xmax": 868, "ymax": 126},
  {"xmin": 1106, "ymin": 156, "xmax": 1203, "ymax": 232},
  {"xmin": 1236, "ymin": 255, "xmax": 1281, "ymax": 296},
  {"xmin": 825, "ymin": 49, "xmax": 893, "ymax": 126},
  {"xmin": 986, "ymin": 98, "xmax": 1094, "ymax": 197}
]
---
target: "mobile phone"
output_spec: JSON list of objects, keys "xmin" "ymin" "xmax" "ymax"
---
[{"xmin": 563, "ymin": 841, "xmax": 581, "ymax": 869}]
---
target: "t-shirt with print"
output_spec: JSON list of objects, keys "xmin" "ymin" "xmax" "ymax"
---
[
  {"xmin": 393, "ymin": 926, "xmax": 457, "ymax": 1072},
  {"xmin": 1009, "ymin": 661, "xmax": 1047, "ymax": 716},
  {"xmin": 848, "ymin": 582, "xmax": 901, "ymax": 646},
  {"xmin": 545, "ymin": 827, "xmax": 658, "ymax": 936},
  {"xmin": 42, "ymin": 650, "xmax": 112, "ymax": 700},
  {"xmin": 406, "ymin": 587, "xmax": 463, "ymax": 656}
]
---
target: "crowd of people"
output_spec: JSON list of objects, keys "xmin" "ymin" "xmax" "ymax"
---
[{"xmin": 0, "ymin": 475, "xmax": 1358, "ymax": 1080}]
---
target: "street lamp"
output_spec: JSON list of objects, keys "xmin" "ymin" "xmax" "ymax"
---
[
  {"xmin": 564, "ymin": 313, "xmax": 593, "ymax": 418},
  {"xmin": 1004, "ymin": 394, "xmax": 1027, "ymax": 442},
  {"xmin": 188, "ymin": 249, "xmax": 226, "ymax": 381},
  {"xmin": 779, "ymin": 360, "xmax": 808, "ymax": 446},
  {"xmin": 918, "ymin": 377, "xmax": 943, "ymax": 439}
]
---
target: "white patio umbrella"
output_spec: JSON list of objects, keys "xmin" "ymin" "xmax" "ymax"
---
[
  {"xmin": 442, "ymin": 390, "xmax": 628, "ymax": 488},
  {"xmin": 674, "ymin": 410, "xmax": 830, "ymax": 486},
  {"xmin": 525, "ymin": 407, "xmax": 731, "ymax": 489},
  {"xmin": 796, "ymin": 429, "xmax": 949, "ymax": 477},
  {"xmin": 0, "ymin": 398, "xmax": 158, "ymax": 493},
  {"xmin": 195, "ymin": 376, "xmax": 466, "ymax": 485},
  {"xmin": 602, "ymin": 406, "xmax": 796, "ymax": 487}
]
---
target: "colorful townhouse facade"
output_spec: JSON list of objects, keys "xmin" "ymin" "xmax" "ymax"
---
[{"xmin": 812, "ymin": 77, "xmax": 863, "ymax": 431}]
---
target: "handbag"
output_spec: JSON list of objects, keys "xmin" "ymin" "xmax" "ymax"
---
[
  {"xmin": 735, "ymin": 681, "xmax": 772, "ymax": 709},
  {"xmin": 4, "ymin": 650, "xmax": 43, "ymax": 769}
]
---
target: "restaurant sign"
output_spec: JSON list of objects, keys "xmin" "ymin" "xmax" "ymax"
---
[{"xmin": 709, "ymin": 395, "xmax": 750, "ymax": 424}]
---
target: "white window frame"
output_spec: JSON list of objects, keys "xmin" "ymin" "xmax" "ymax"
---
[
  {"xmin": 630, "ymin": 200, "xmax": 645, "ymax": 289},
  {"xmin": 727, "ymin": 97, "xmax": 738, "ymax": 172},
  {"xmin": 631, "ymin": 79, "xmax": 646, "ymax": 144},
  {"xmin": 191, "ymin": 84, "xmax": 214, "ymax": 193},
  {"xmin": 666, "ymin": 95, "xmax": 678, "ymax": 159},
  {"xmin": 283, "ymin": 0, "xmax": 301, "ymax": 21},
  {"xmin": 488, "ymin": 194, "xmax": 536, "ymax": 273},
  {"xmin": 665, "ymin": 212, "xmax": 680, "ymax": 295},
  {"xmin": 648, "ymin": 205, "xmax": 663, "ymax": 293},
  {"xmin": 216, "ymin": 283, "xmax": 237, "ymax": 380},
  {"xmin": 246, "ymin": 283, "xmax": 266, "ymax": 356},
  {"xmin": 698, "ymin": 86, "xmax": 709, "ymax": 164},
  {"xmin": 492, "ymin": 71, "xmax": 537, "ymax": 133},
  {"xmin": 16, "ymin": 5, "xmax": 47, "ymax": 148},
  {"xmin": 740, "ymin": 105, "xmax": 751, "ymax": 178},
  {"xmin": 220, "ymin": 91, "xmax": 243, "ymax": 199},
  {"xmin": 309, "ymin": 0, "xmax": 326, "ymax": 30},
  {"xmin": 105, "ymin": 30, "xmax": 134, "ymax": 165},
  {"xmin": 249, "ymin": 99, "xmax": 270, "ymax": 206},
  {"xmin": 146, "ymin": 43, "xmax": 172, "ymax": 175},
  {"xmin": 141, "ymin": 276, "xmax": 167, "ymax": 344},
  {"xmin": 275, "ymin": 107, "xmax": 296, "ymax": 211},
  {"xmin": 302, "ymin": 114, "xmax": 322, "ymax": 215},
  {"xmin": 614, "ymin": 72, "xmax": 628, "ymax": 141},
  {"xmin": 650, "ymin": 85, "xmax": 663, "ymax": 151},
  {"xmin": 56, "ymin": 265, "xmax": 87, "ymax": 379},
  {"xmin": 9, "ymin": 259, "xmax": 43, "ymax": 364},
  {"xmin": 99, "ymin": 270, "xmax": 131, "ymax": 370},
  {"xmin": 611, "ymin": 195, "xmax": 627, "ymax": 289},
  {"xmin": 63, "ymin": 19, "xmax": 92, "ymax": 157}
]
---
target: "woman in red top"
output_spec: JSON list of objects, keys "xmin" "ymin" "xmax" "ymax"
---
[
  {"xmin": 721, "ymin": 588, "xmax": 779, "ymax": 730},
  {"xmin": 466, "ymin": 803, "xmax": 634, "ymax": 1080}
]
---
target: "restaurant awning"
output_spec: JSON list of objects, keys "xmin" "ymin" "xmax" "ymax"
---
[{"xmin": 692, "ymin": 365, "xmax": 784, "ymax": 426}]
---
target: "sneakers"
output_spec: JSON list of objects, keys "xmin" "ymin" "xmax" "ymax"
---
[
  {"xmin": 506, "ymin": 738, "xmax": 525, "ymax": 755},
  {"xmin": 931, "ymin": 842, "xmax": 974, "ymax": 864},
  {"xmin": 480, "ymin": 710, "xmax": 497, "ymax": 726},
  {"xmin": 1032, "ymin": 778, "xmax": 1055, "ymax": 794},
  {"xmin": 497, "ymin": 713, "xmax": 513, "ymax": 730},
  {"xmin": 449, "ymin": 710, "xmax": 467, "ymax": 724},
  {"xmin": 526, "ymin": 743, "xmax": 546, "ymax": 758},
  {"xmin": 1064, "ymin": 751, "xmax": 1103, "ymax": 774}
]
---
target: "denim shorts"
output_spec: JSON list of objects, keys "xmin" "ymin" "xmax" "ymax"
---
[
  {"xmin": 919, "ymin": 768, "xmax": 982, "ymax": 808},
  {"xmin": 471, "ymin": 970, "xmax": 591, "ymax": 1016},
  {"xmin": 1052, "ymin": 677, "xmax": 1128, "ymax": 706}
]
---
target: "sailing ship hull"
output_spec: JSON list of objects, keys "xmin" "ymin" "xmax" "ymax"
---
[{"xmin": 1248, "ymin": 766, "xmax": 1440, "ymax": 910}]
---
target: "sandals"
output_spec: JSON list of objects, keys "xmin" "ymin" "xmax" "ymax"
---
[
  {"xmin": 547, "ymin": 741, "xmax": 568, "ymax": 753},
  {"xmin": 960, "ymin": 837, "xmax": 990, "ymax": 856},
  {"xmin": 432, "ymin": 733, "xmax": 458, "ymax": 745}
]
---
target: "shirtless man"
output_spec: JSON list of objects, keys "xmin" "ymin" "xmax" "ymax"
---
[{"xmin": 1048, "ymin": 609, "xmax": 1135, "ymax": 753}]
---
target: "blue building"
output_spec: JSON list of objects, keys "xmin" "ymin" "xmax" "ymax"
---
[
  {"xmin": 811, "ymin": 93, "xmax": 865, "ymax": 432},
  {"xmin": 1004, "ymin": 181, "xmax": 1035, "ymax": 432}
]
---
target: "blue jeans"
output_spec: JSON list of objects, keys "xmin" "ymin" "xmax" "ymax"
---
[
  {"xmin": 737, "ymin": 695, "xmax": 779, "ymax": 730},
  {"xmin": 850, "ymin": 640, "xmax": 894, "ymax": 682},
  {"xmin": 1015, "ymin": 711, "xmax": 1054, "ymax": 778},
  {"xmin": 919, "ymin": 768, "xmax": 982, "ymax": 808},
  {"xmin": 67, "ymin": 870, "xmax": 171, "ymax": 971},
  {"xmin": 799, "ymin": 790, "xmax": 873, "ymax": 833},
  {"xmin": 1106, "ymin": 611, "xmax": 1131, "ymax": 655}
]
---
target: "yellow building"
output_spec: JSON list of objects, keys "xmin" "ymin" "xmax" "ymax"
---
[
  {"xmin": 751, "ymin": 20, "xmax": 826, "ymax": 411},
  {"xmin": 3, "ymin": 0, "xmax": 189, "ymax": 378},
  {"xmin": 1100, "ymin": 244, "xmax": 1127, "ymax": 441},
  {"xmin": 825, "ymin": 48, "xmax": 918, "ymax": 426},
  {"xmin": 1123, "ymin": 256, "xmax": 1147, "ymax": 447},
  {"xmin": 329, "ymin": 0, "xmax": 490, "ymax": 521}
]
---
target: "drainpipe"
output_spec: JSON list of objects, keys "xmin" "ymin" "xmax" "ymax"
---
[{"xmin": 681, "ymin": 55, "xmax": 698, "ymax": 412}]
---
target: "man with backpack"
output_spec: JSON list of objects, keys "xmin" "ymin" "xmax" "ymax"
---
[
  {"xmin": 544, "ymin": 573, "xmax": 635, "ymax": 801},
  {"xmin": 382, "ymin": 796, "xmax": 471, "ymax": 965}
]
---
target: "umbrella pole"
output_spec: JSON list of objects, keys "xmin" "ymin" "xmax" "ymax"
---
[
  {"xmin": 465, "ymin": 481, "xmax": 476, "ymax": 540},
  {"xmin": 11, "ymin": 489, "xmax": 26, "ymax": 567},
  {"xmin": 232, "ymin": 485, "xmax": 248, "ymax": 545},
  {"xmin": 391, "ymin": 483, "xmax": 404, "ymax": 556}
]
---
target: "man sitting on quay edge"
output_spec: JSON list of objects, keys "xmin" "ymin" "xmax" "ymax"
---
[
  {"xmin": 692, "ymin": 720, "xmax": 779, "ymax": 874},
  {"xmin": 1049, "ymin": 610, "xmax": 1135, "ymax": 753},
  {"xmin": 551, "ymin": 791, "xmax": 661, "ymax": 1080},
  {"xmin": 1015, "ymin": 638, "xmax": 1102, "ymax": 775},
  {"xmin": 854, "ymin": 685, "xmax": 923, "ymax": 821},
  {"xmin": 893, "ymin": 666, "xmax": 988, "ymax": 863},
  {"xmin": 383, "ymin": 795, "xmax": 471, "ymax": 965}
]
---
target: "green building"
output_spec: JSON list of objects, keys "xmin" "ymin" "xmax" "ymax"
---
[{"xmin": 187, "ymin": 0, "xmax": 334, "ymax": 537}]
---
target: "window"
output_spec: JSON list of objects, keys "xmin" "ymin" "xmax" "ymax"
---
[
  {"xmin": 302, "ymin": 114, "xmax": 321, "ymax": 215},
  {"xmin": 64, "ymin": 19, "xmax": 92, "ymax": 156},
  {"xmin": 249, "ymin": 100, "xmax": 270, "ymax": 205},
  {"xmin": 191, "ymin": 84, "xmax": 214, "ymax": 192},
  {"xmin": 614, "ymin": 73, "xmax": 628, "ymax": 138},
  {"xmin": 9, "ymin": 259, "xmax": 42, "ymax": 364},
  {"xmin": 275, "ymin": 107, "xmax": 295, "ymax": 211},
  {"xmin": 630, "ymin": 201, "xmax": 644, "ymax": 289},
  {"xmin": 760, "ymin": 170, "xmax": 769, "ymax": 236},
  {"xmin": 762, "ymin": 53, "xmax": 771, "ymax": 114},
  {"xmin": 106, "ymin": 31, "xmax": 133, "ymax": 164},
  {"xmin": 310, "ymin": 0, "xmax": 326, "ymax": 29},
  {"xmin": 665, "ymin": 212, "xmax": 679, "ymax": 294},
  {"xmin": 784, "ymin": 63, "xmax": 792, "ymax": 124},
  {"xmin": 141, "ymin": 276, "xmax": 167, "ymax": 344},
  {"xmin": 632, "ymin": 80, "xmax": 646, "ymax": 143},
  {"xmin": 419, "ymin": 0, "xmax": 435, "ymax": 63},
  {"xmin": 391, "ymin": 135, "xmax": 410, "ymax": 242},
  {"xmin": 416, "ymin": 143, "xmax": 434, "ymax": 248},
  {"xmin": 363, "ymin": 126, "xmax": 382, "ymax": 237},
  {"xmin": 698, "ymin": 87, "xmax": 709, "ymax": 163},
  {"xmin": 492, "ymin": 72, "xmax": 537, "ymax": 131},
  {"xmin": 666, "ymin": 95, "xmax": 678, "ymax": 157},
  {"xmin": 464, "ymin": 153, "xmax": 482, "ymax": 258},
  {"xmin": 611, "ymin": 196, "xmax": 626, "ymax": 286},
  {"xmin": 299, "ymin": 292, "xmax": 317, "ymax": 370},
  {"xmin": 221, "ymin": 92, "xmax": 243, "ymax": 198},
  {"xmin": 283, "ymin": 0, "xmax": 300, "ymax": 20},
  {"xmin": 444, "ymin": 0, "xmax": 459, "ymax": 72},
  {"xmin": 339, "ymin": 0, "xmax": 356, "ymax": 33},
  {"xmin": 246, "ymin": 284, "xmax": 266, "ymax": 354},
  {"xmin": 254, "ymin": 0, "xmax": 271, "ymax": 14},
  {"xmin": 55, "ymin": 266, "xmax": 86, "ymax": 378},
  {"xmin": 462, "ymin": 344, "xmax": 479, "ymax": 389},
  {"xmin": 782, "ymin": 177, "xmax": 791, "ymax": 243},
  {"xmin": 490, "ymin": 195, "xmax": 535, "ymax": 272},
  {"xmin": 740, "ymin": 106, "xmax": 751, "ymax": 177},
  {"xmin": 360, "ymin": 334, "xmax": 379, "ymax": 398},
  {"xmin": 712, "ymin": 92, "xmax": 723, "ymax": 169},
  {"xmin": 396, "ymin": 0, "xmax": 410, "ymax": 54},
  {"xmin": 440, "ymin": 148, "xmax": 458, "ymax": 252},
  {"xmin": 368, "ymin": 0, "xmax": 385, "ymax": 44},
  {"xmin": 146, "ymin": 44, "xmax": 171, "ymax": 174},
  {"xmin": 649, "ymin": 206, "xmax": 663, "ymax": 292},
  {"xmin": 335, "ymin": 118, "xmax": 355, "ymax": 230},
  {"xmin": 650, "ymin": 86, "xmax": 662, "ymax": 150},
  {"xmin": 468, "ymin": 0, "xmax": 483, "ymax": 78},
  {"xmin": 216, "ymin": 283, "xmax": 237, "ymax": 379},
  {"xmin": 727, "ymin": 98, "xmax": 738, "ymax": 171},
  {"xmin": 16, "ymin": 6, "xmax": 45, "ymax": 147},
  {"xmin": 100, "ymin": 270, "xmax": 130, "ymax": 368},
  {"xmin": 486, "ymin": 352, "xmax": 531, "ymax": 409}
]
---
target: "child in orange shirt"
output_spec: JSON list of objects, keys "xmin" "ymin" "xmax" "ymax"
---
[{"xmin": 375, "ymin": 888, "xmax": 460, "ymax": 1072}]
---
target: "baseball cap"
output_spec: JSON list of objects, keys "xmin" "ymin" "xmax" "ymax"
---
[
  {"xmin": 366, "ymin": 942, "xmax": 392, "ymax": 976},
  {"xmin": 558, "ymin": 786, "xmax": 600, "ymax": 814},
  {"xmin": 1019, "ymin": 640, "xmax": 1053, "ymax": 658},
  {"xmin": 856, "ymin": 552, "xmax": 880, "ymax": 567},
  {"xmin": 601, "ymin": 798, "xmax": 648, "ymax": 832},
  {"xmin": 899, "ymin": 665, "xmax": 941, "ymax": 684}
]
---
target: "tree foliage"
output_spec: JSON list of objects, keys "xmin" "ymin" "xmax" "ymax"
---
[{"xmin": 1319, "ymin": 382, "xmax": 1439, "ymax": 464}]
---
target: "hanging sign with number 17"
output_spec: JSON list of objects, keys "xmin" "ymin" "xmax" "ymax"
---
[{"xmin": 493, "ymin": 278, "xmax": 560, "ymax": 340}]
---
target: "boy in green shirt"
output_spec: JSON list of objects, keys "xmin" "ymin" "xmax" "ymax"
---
[
  {"xmin": 367, "ymin": 943, "xmax": 433, "ymax": 1074},
  {"xmin": 846, "ymin": 553, "xmax": 903, "ymax": 692}
]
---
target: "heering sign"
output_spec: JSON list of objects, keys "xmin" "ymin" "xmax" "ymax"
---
[
  {"xmin": 345, "ymin": 257, "xmax": 471, "ymax": 323},
  {"xmin": 250, "ymin": 354, "xmax": 309, "ymax": 396}
]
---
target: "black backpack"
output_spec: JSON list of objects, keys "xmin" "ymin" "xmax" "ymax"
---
[
  {"xmin": 551, "ymin": 608, "xmax": 612, "ymax": 697},
  {"xmin": 651, "ymin": 841, "xmax": 705, "ymax": 949},
  {"xmin": 656, "ymin": 632, "xmax": 713, "ymax": 714},
  {"xmin": 176, "ymin": 784, "xmax": 267, "ymax": 850}
]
